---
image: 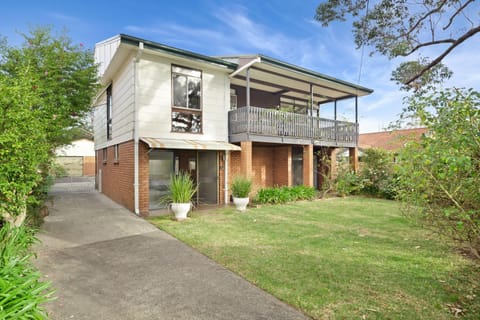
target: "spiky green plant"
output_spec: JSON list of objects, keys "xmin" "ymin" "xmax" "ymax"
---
[
  {"xmin": 0, "ymin": 224, "xmax": 54, "ymax": 319},
  {"xmin": 231, "ymin": 176, "xmax": 252, "ymax": 198},
  {"xmin": 167, "ymin": 172, "xmax": 198, "ymax": 203}
]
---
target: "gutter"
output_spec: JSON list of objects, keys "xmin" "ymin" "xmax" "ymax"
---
[
  {"xmin": 133, "ymin": 41, "xmax": 144, "ymax": 215},
  {"xmin": 229, "ymin": 57, "xmax": 261, "ymax": 78}
]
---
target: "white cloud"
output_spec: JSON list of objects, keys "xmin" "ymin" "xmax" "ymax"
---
[
  {"xmin": 48, "ymin": 12, "xmax": 79, "ymax": 23},
  {"xmin": 123, "ymin": 5, "xmax": 337, "ymax": 67}
]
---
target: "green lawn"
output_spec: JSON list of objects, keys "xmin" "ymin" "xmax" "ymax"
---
[{"xmin": 149, "ymin": 197, "xmax": 479, "ymax": 319}]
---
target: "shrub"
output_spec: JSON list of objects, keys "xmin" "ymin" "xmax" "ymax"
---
[
  {"xmin": 334, "ymin": 169, "xmax": 363, "ymax": 197},
  {"xmin": 360, "ymin": 148, "xmax": 396, "ymax": 198},
  {"xmin": 0, "ymin": 224, "xmax": 54, "ymax": 319},
  {"xmin": 396, "ymin": 88, "xmax": 480, "ymax": 259},
  {"xmin": 255, "ymin": 187, "xmax": 292, "ymax": 204},
  {"xmin": 289, "ymin": 185, "xmax": 317, "ymax": 201},
  {"xmin": 255, "ymin": 185, "xmax": 317, "ymax": 204},
  {"xmin": 231, "ymin": 176, "xmax": 252, "ymax": 198}
]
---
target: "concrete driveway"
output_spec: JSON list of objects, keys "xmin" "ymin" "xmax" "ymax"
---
[{"xmin": 35, "ymin": 179, "xmax": 309, "ymax": 320}]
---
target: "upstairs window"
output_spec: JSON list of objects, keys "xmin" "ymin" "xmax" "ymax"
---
[
  {"xmin": 106, "ymin": 84, "xmax": 113, "ymax": 140},
  {"xmin": 171, "ymin": 65, "xmax": 202, "ymax": 133}
]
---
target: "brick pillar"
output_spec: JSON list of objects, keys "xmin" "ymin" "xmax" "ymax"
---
[
  {"xmin": 240, "ymin": 141, "xmax": 253, "ymax": 178},
  {"xmin": 138, "ymin": 141, "xmax": 150, "ymax": 216},
  {"xmin": 330, "ymin": 148, "xmax": 339, "ymax": 179},
  {"xmin": 303, "ymin": 144, "xmax": 313, "ymax": 187},
  {"xmin": 349, "ymin": 147, "xmax": 359, "ymax": 173}
]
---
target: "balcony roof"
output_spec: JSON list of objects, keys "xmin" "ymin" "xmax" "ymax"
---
[{"xmin": 221, "ymin": 55, "xmax": 373, "ymax": 106}]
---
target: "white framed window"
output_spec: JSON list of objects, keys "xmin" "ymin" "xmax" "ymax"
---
[{"xmin": 171, "ymin": 65, "xmax": 202, "ymax": 133}]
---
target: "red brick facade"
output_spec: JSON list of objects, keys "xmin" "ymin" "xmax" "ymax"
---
[
  {"xmin": 98, "ymin": 140, "xmax": 323, "ymax": 215},
  {"xmin": 228, "ymin": 143, "xmax": 310, "ymax": 196},
  {"xmin": 96, "ymin": 140, "xmax": 149, "ymax": 216},
  {"xmin": 272, "ymin": 146, "xmax": 291, "ymax": 186}
]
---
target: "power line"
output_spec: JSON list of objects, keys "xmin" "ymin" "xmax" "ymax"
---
[{"xmin": 357, "ymin": 0, "xmax": 370, "ymax": 85}]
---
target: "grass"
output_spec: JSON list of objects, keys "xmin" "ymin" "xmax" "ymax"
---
[{"xmin": 149, "ymin": 197, "xmax": 479, "ymax": 319}]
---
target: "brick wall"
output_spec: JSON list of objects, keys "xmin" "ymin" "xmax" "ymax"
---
[
  {"xmin": 229, "ymin": 151, "xmax": 241, "ymax": 179},
  {"xmin": 138, "ymin": 142, "xmax": 149, "ymax": 215},
  {"xmin": 96, "ymin": 140, "xmax": 150, "ymax": 216},
  {"xmin": 252, "ymin": 146, "xmax": 274, "ymax": 192},
  {"xmin": 228, "ymin": 151, "xmax": 242, "ymax": 202},
  {"xmin": 273, "ymin": 145, "xmax": 291, "ymax": 186},
  {"xmin": 228, "ymin": 143, "xmax": 293, "ymax": 197}
]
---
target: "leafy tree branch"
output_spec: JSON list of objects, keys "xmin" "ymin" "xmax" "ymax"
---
[{"xmin": 315, "ymin": 0, "xmax": 479, "ymax": 89}]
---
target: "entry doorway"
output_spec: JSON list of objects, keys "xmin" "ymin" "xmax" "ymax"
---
[
  {"xmin": 148, "ymin": 149, "xmax": 219, "ymax": 210},
  {"xmin": 198, "ymin": 151, "xmax": 218, "ymax": 204}
]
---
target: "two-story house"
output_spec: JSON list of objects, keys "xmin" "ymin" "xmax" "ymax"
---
[{"xmin": 93, "ymin": 34, "xmax": 373, "ymax": 216}]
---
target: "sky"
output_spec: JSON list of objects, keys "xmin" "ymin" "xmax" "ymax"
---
[{"xmin": 1, "ymin": 0, "xmax": 479, "ymax": 133}]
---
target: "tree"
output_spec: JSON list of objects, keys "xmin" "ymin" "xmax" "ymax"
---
[
  {"xmin": 0, "ymin": 63, "xmax": 50, "ymax": 226},
  {"xmin": 315, "ymin": 0, "xmax": 479, "ymax": 90},
  {"xmin": 1, "ymin": 27, "xmax": 98, "ymax": 147},
  {"xmin": 396, "ymin": 88, "xmax": 480, "ymax": 259},
  {"xmin": 0, "ymin": 27, "xmax": 98, "ymax": 226}
]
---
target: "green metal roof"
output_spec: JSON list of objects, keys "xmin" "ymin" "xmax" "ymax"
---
[{"xmin": 119, "ymin": 34, "xmax": 238, "ymax": 70}]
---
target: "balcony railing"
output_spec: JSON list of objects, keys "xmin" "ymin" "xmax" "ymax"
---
[{"xmin": 228, "ymin": 106, "xmax": 358, "ymax": 147}]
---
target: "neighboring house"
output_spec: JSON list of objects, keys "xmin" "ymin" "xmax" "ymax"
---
[
  {"xmin": 93, "ymin": 34, "xmax": 373, "ymax": 216},
  {"xmin": 55, "ymin": 139, "xmax": 96, "ymax": 176},
  {"xmin": 359, "ymin": 128, "xmax": 428, "ymax": 151}
]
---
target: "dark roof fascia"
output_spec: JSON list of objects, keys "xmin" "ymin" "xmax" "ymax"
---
[
  {"xmin": 258, "ymin": 54, "xmax": 374, "ymax": 94},
  {"xmin": 119, "ymin": 34, "xmax": 238, "ymax": 70}
]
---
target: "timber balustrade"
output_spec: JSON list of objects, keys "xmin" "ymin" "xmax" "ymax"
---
[{"xmin": 228, "ymin": 106, "xmax": 358, "ymax": 146}]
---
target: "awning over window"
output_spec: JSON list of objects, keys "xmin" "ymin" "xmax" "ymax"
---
[{"xmin": 141, "ymin": 137, "xmax": 241, "ymax": 151}]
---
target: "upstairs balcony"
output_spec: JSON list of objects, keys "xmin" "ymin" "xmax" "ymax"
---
[{"xmin": 228, "ymin": 106, "xmax": 358, "ymax": 147}]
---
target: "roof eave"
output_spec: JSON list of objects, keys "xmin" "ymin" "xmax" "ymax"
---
[
  {"xmin": 258, "ymin": 54, "xmax": 373, "ymax": 95},
  {"xmin": 119, "ymin": 34, "xmax": 238, "ymax": 70}
]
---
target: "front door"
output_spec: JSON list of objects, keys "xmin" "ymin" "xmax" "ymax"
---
[{"xmin": 198, "ymin": 151, "xmax": 218, "ymax": 204}]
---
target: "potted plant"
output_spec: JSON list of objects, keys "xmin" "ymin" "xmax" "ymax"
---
[
  {"xmin": 164, "ymin": 172, "xmax": 197, "ymax": 221},
  {"xmin": 231, "ymin": 176, "xmax": 252, "ymax": 211}
]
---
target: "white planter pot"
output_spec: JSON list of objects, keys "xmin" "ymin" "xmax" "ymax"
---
[
  {"xmin": 171, "ymin": 203, "xmax": 191, "ymax": 221},
  {"xmin": 233, "ymin": 197, "xmax": 249, "ymax": 211}
]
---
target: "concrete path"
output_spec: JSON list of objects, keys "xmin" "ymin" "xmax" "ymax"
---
[{"xmin": 35, "ymin": 179, "xmax": 309, "ymax": 320}]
